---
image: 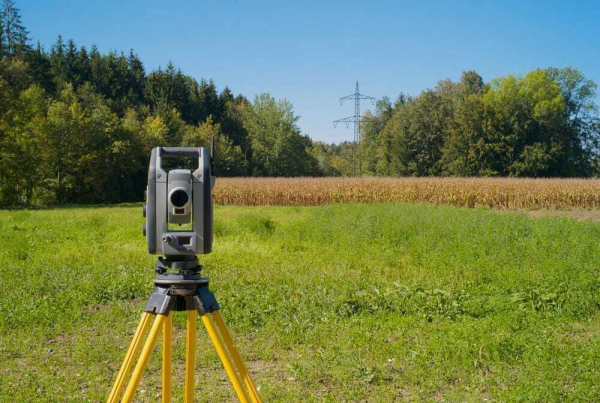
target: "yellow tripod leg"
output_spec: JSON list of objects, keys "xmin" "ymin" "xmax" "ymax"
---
[
  {"xmin": 162, "ymin": 312, "xmax": 173, "ymax": 403},
  {"xmin": 184, "ymin": 310, "xmax": 197, "ymax": 403},
  {"xmin": 107, "ymin": 312, "xmax": 152, "ymax": 403},
  {"xmin": 121, "ymin": 314, "xmax": 166, "ymax": 403},
  {"xmin": 212, "ymin": 311, "xmax": 262, "ymax": 403},
  {"xmin": 201, "ymin": 314, "xmax": 250, "ymax": 403}
]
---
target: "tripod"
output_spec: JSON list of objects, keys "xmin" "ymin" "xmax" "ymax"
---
[{"xmin": 107, "ymin": 256, "xmax": 262, "ymax": 403}]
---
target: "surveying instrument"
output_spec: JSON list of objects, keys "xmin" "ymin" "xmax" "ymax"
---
[{"xmin": 107, "ymin": 146, "xmax": 261, "ymax": 403}]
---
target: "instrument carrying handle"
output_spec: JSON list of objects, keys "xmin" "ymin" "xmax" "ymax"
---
[{"xmin": 159, "ymin": 147, "xmax": 202, "ymax": 159}]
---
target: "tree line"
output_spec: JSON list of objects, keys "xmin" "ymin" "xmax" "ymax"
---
[
  {"xmin": 0, "ymin": 0, "xmax": 321, "ymax": 206},
  {"xmin": 315, "ymin": 70, "xmax": 599, "ymax": 178},
  {"xmin": 0, "ymin": 0, "xmax": 598, "ymax": 206}
]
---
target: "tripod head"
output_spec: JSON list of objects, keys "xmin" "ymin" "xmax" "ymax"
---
[{"xmin": 145, "ymin": 254, "xmax": 216, "ymax": 315}]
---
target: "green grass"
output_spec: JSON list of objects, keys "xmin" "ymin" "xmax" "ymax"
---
[{"xmin": 0, "ymin": 203, "xmax": 598, "ymax": 402}]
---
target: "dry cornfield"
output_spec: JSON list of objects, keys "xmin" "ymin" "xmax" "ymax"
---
[{"xmin": 214, "ymin": 177, "xmax": 600, "ymax": 210}]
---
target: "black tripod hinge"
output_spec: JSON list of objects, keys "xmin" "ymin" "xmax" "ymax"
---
[
  {"xmin": 193, "ymin": 283, "xmax": 220, "ymax": 315},
  {"xmin": 144, "ymin": 287, "xmax": 173, "ymax": 315}
]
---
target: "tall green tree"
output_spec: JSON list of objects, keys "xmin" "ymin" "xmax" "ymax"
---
[
  {"xmin": 481, "ymin": 70, "xmax": 565, "ymax": 176},
  {"xmin": 220, "ymin": 91, "xmax": 250, "ymax": 167},
  {"xmin": 243, "ymin": 93, "xmax": 317, "ymax": 176},
  {"xmin": 181, "ymin": 117, "xmax": 247, "ymax": 176},
  {"xmin": 0, "ymin": 0, "xmax": 28, "ymax": 58},
  {"xmin": 361, "ymin": 97, "xmax": 392, "ymax": 175},
  {"xmin": 0, "ymin": 84, "xmax": 46, "ymax": 205},
  {"xmin": 376, "ymin": 96, "xmax": 412, "ymax": 176},
  {"xmin": 547, "ymin": 67, "xmax": 599, "ymax": 176}
]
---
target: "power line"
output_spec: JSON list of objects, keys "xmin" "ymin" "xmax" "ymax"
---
[{"xmin": 333, "ymin": 81, "xmax": 375, "ymax": 176}]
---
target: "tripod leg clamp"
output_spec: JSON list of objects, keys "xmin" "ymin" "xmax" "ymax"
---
[
  {"xmin": 193, "ymin": 283, "xmax": 220, "ymax": 314},
  {"xmin": 144, "ymin": 287, "xmax": 173, "ymax": 315}
]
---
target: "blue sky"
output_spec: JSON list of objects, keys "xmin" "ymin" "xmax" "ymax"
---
[{"xmin": 19, "ymin": 0, "xmax": 600, "ymax": 143}]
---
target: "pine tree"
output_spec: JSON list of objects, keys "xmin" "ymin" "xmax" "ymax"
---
[
  {"xmin": 49, "ymin": 35, "xmax": 66, "ymax": 87},
  {"xmin": 1, "ymin": 0, "xmax": 29, "ymax": 58},
  {"xmin": 76, "ymin": 45, "xmax": 91, "ymax": 84},
  {"xmin": 25, "ymin": 41, "xmax": 53, "ymax": 92},
  {"xmin": 126, "ymin": 49, "xmax": 145, "ymax": 106},
  {"xmin": 64, "ymin": 39, "xmax": 78, "ymax": 85}
]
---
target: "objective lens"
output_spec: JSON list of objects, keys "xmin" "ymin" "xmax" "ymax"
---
[{"xmin": 170, "ymin": 189, "xmax": 189, "ymax": 207}]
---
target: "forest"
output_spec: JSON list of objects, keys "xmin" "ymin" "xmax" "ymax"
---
[{"xmin": 0, "ymin": 0, "xmax": 598, "ymax": 206}]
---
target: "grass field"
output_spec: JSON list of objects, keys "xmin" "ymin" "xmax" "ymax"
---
[{"xmin": 0, "ymin": 203, "xmax": 598, "ymax": 402}]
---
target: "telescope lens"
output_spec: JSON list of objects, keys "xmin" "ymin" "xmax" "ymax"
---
[{"xmin": 170, "ymin": 189, "xmax": 189, "ymax": 207}]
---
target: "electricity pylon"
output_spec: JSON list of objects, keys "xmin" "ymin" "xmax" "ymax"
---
[{"xmin": 333, "ymin": 81, "xmax": 375, "ymax": 176}]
